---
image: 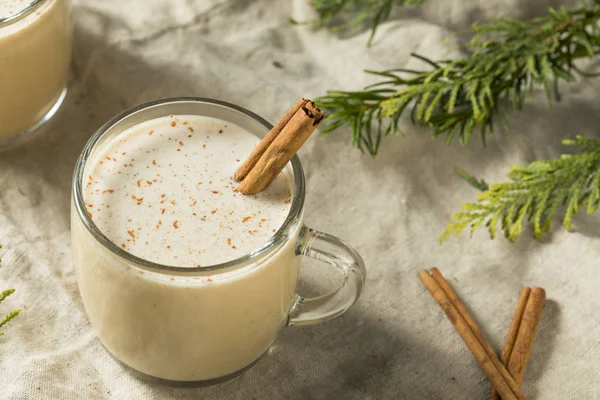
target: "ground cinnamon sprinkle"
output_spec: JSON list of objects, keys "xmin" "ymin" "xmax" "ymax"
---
[
  {"xmin": 85, "ymin": 115, "xmax": 292, "ymax": 267},
  {"xmin": 131, "ymin": 195, "xmax": 144, "ymax": 205}
]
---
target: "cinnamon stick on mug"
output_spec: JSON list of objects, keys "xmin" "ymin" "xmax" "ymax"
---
[{"xmin": 235, "ymin": 99, "xmax": 324, "ymax": 195}]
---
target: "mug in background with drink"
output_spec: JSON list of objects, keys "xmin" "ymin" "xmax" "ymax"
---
[{"xmin": 0, "ymin": 0, "xmax": 72, "ymax": 147}]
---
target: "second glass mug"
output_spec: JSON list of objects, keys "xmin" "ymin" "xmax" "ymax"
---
[
  {"xmin": 0, "ymin": 0, "xmax": 72, "ymax": 148},
  {"xmin": 71, "ymin": 98, "xmax": 367, "ymax": 384}
]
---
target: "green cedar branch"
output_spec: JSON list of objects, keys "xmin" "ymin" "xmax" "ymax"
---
[
  {"xmin": 441, "ymin": 136, "xmax": 600, "ymax": 242},
  {"xmin": 0, "ymin": 245, "xmax": 20, "ymax": 336},
  {"xmin": 0, "ymin": 289, "xmax": 19, "ymax": 336},
  {"xmin": 316, "ymin": 1, "xmax": 600, "ymax": 155}
]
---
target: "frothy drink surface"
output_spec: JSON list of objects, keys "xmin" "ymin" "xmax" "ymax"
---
[
  {"xmin": 84, "ymin": 115, "xmax": 292, "ymax": 267},
  {"xmin": 0, "ymin": 0, "xmax": 33, "ymax": 19}
]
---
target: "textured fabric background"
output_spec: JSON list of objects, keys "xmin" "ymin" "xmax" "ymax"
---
[{"xmin": 1, "ymin": 0, "xmax": 599, "ymax": 398}]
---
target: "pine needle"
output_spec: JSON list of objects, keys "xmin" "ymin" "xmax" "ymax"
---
[
  {"xmin": 309, "ymin": 0, "xmax": 426, "ymax": 46},
  {"xmin": 441, "ymin": 136, "xmax": 600, "ymax": 242},
  {"xmin": 455, "ymin": 168, "xmax": 490, "ymax": 191}
]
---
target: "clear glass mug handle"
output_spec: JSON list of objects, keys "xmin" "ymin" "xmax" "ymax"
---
[{"xmin": 287, "ymin": 226, "xmax": 366, "ymax": 326}]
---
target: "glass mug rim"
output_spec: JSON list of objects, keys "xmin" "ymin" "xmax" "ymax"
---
[
  {"xmin": 0, "ymin": 0, "xmax": 49, "ymax": 27},
  {"xmin": 72, "ymin": 97, "xmax": 306, "ymax": 275}
]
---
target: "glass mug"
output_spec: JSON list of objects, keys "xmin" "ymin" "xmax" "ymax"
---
[
  {"xmin": 71, "ymin": 98, "xmax": 367, "ymax": 384},
  {"xmin": 0, "ymin": 0, "xmax": 72, "ymax": 148}
]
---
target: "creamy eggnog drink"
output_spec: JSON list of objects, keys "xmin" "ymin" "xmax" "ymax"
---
[
  {"xmin": 0, "ymin": 0, "xmax": 71, "ymax": 145},
  {"xmin": 72, "ymin": 99, "xmax": 366, "ymax": 383},
  {"xmin": 85, "ymin": 115, "xmax": 292, "ymax": 267}
]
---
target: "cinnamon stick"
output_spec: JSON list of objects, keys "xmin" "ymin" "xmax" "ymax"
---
[
  {"xmin": 419, "ymin": 269, "xmax": 525, "ymax": 400},
  {"xmin": 489, "ymin": 287, "xmax": 532, "ymax": 400},
  {"xmin": 234, "ymin": 98, "xmax": 309, "ymax": 182},
  {"xmin": 497, "ymin": 288, "xmax": 545, "ymax": 399},
  {"xmin": 429, "ymin": 268, "xmax": 524, "ymax": 399},
  {"xmin": 236, "ymin": 99, "xmax": 324, "ymax": 195}
]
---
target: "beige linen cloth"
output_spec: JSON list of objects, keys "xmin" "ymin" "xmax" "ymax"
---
[{"xmin": 1, "ymin": 0, "xmax": 599, "ymax": 398}]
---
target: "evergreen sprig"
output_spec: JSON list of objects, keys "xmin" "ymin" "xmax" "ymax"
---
[
  {"xmin": 316, "ymin": 1, "xmax": 600, "ymax": 155},
  {"xmin": 0, "ymin": 289, "xmax": 20, "ymax": 336},
  {"xmin": 441, "ymin": 136, "xmax": 600, "ymax": 241},
  {"xmin": 310, "ymin": 0, "xmax": 425, "ymax": 46},
  {"xmin": 0, "ymin": 245, "xmax": 20, "ymax": 336}
]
